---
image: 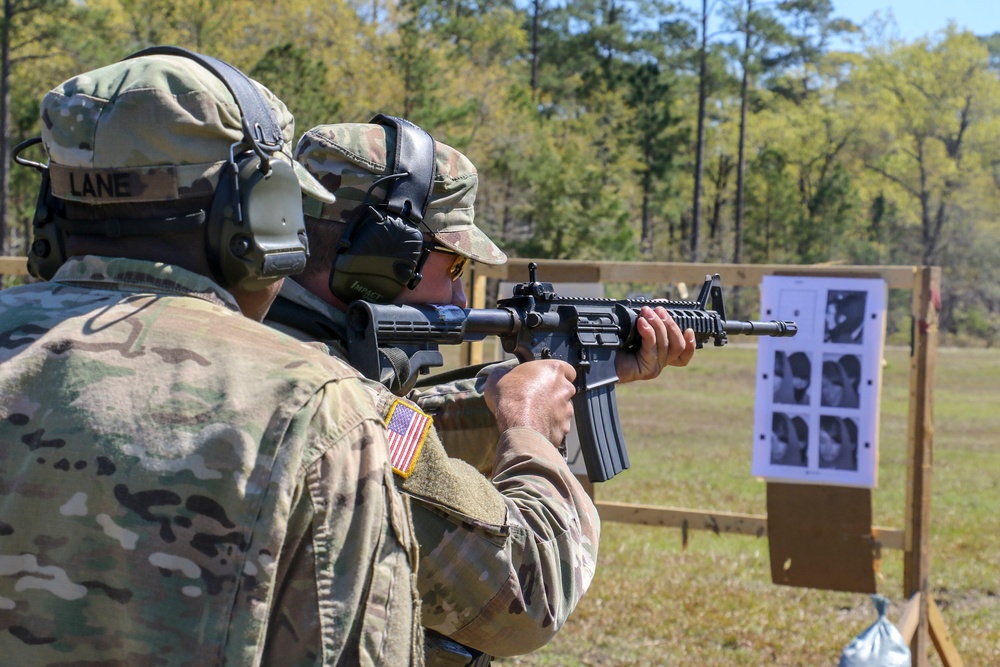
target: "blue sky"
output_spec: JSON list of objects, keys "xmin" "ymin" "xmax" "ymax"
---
[
  {"xmin": 831, "ymin": 0, "xmax": 1000, "ymax": 42},
  {"xmin": 681, "ymin": 1, "xmax": 1000, "ymax": 45}
]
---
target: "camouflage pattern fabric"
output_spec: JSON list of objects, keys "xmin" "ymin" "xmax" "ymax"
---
[
  {"xmin": 411, "ymin": 427, "xmax": 599, "ymax": 656},
  {"xmin": 295, "ymin": 123, "xmax": 507, "ymax": 265},
  {"xmin": 0, "ymin": 257, "xmax": 421, "ymax": 666},
  {"xmin": 267, "ymin": 280, "xmax": 500, "ymax": 466},
  {"xmin": 41, "ymin": 54, "xmax": 332, "ymax": 205},
  {"xmin": 265, "ymin": 279, "xmax": 601, "ymax": 658},
  {"xmin": 409, "ymin": 361, "xmax": 516, "ymax": 475}
]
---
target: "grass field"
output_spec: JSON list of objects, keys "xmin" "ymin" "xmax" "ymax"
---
[{"xmin": 490, "ymin": 344, "xmax": 1000, "ymax": 666}]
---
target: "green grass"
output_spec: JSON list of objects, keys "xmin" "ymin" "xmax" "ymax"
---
[{"xmin": 486, "ymin": 344, "xmax": 1000, "ymax": 666}]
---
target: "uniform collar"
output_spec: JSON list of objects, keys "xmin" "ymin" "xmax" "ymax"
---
[{"xmin": 51, "ymin": 255, "xmax": 241, "ymax": 313}]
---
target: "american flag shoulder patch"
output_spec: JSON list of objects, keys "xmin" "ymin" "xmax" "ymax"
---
[{"xmin": 384, "ymin": 399, "xmax": 432, "ymax": 478}]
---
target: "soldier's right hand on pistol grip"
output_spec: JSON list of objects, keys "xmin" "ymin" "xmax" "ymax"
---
[{"xmin": 484, "ymin": 359, "xmax": 577, "ymax": 446}]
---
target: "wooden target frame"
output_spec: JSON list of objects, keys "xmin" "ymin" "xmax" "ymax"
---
[{"xmin": 465, "ymin": 259, "xmax": 960, "ymax": 667}]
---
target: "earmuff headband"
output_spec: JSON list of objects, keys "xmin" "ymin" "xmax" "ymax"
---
[{"xmin": 371, "ymin": 114, "xmax": 435, "ymax": 224}]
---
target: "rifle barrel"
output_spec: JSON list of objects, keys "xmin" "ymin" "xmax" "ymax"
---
[{"xmin": 722, "ymin": 319, "xmax": 797, "ymax": 337}]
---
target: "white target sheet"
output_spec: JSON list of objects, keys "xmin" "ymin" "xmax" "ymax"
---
[{"xmin": 751, "ymin": 275, "xmax": 887, "ymax": 488}]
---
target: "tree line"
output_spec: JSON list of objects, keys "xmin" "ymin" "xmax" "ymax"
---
[{"xmin": 2, "ymin": 0, "xmax": 999, "ymax": 342}]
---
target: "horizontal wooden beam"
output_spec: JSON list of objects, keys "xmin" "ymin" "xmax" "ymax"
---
[
  {"xmin": 4, "ymin": 255, "xmax": 921, "ymax": 289},
  {"xmin": 0, "ymin": 256, "xmax": 28, "ymax": 276},
  {"xmin": 595, "ymin": 501, "xmax": 905, "ymax": 550},
  {"xmin": 597, "ymin": 501, "xmax": 768, "ymax": 537},
  {"xmin": 474, "ymin": 258, "xmax": 918, "ymax": 290}
]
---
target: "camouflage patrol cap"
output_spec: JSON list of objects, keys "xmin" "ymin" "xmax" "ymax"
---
[
  {"xmin": 295, "ymin": 123, "xmax": 506, "ymax": 265},
  {"xmin": 40, "ymin": 53, "xmax": 333, "ymax": 206}
]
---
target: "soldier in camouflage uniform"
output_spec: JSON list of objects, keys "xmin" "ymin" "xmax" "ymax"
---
[
  {"xmin": 0, "ymin": 54, "xmax": 426, "ymax": 666},
  {"xmin": 265, "ymin": 122, "xmax": 697, "ymax": 664}
]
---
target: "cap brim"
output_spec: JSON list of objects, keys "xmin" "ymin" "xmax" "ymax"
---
[
  {"xmin": 293, "ymin": 160, "xmax": 336, "ymax": 204},
  {"xmin": 433, "ymin": 224, "xmax": 507, "ymax": 265}
]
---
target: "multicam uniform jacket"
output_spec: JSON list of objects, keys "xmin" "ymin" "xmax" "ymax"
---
[
  {"xmin": 266, "ymin": 279, "xmax": 601, "ymax": 657},
  {"xmin": 0, "ymin": 257, "xmax": 421, "ymax": 666}
]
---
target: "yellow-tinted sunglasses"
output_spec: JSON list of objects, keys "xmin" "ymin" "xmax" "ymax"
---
[{"xmin": 433, "ymin": 245, "xmax": 470, "ymax": 281}]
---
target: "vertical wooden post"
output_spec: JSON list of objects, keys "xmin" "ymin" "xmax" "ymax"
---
[
  {"xmin": 903, "ymin": 266, "xmax": 940, "ymax": 667},
  {"xmin": 460, "ymin": 267, "xmax": 488, "ymax": 367}
]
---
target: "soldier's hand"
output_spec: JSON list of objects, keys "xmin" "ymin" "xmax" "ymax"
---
[
  {"xmin": 484, "ymin": 359, "xmax": 577, "ymax": 446},
  {"xmin": 615, "ymin": 305, "xmax": 696, "ymax": 383}
]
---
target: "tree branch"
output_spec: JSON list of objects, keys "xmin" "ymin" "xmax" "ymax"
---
[{"xmin": 864, "ymin": 162, "xmax": 920, "ymax": 199}]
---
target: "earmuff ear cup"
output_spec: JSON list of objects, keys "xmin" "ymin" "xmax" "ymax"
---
[
  {"xmin": 207, "ymin": 155, "xmax": 308, "ymax": 292},
  {"xmin": 25, "ymin": 48, "xmax": 309, "ymax": 287},
  {"xmin": 25, "ymin": 171, "xmax": 67, "ymax": 281},
  {"xmin": 326, "ymin": 115, "xmax": 437, "ymax": 303},
  {"xmin": 329, "ymin": 208, "xmax": 425, "ymax": 303}
]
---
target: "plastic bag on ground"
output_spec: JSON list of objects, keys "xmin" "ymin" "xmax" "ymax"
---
[{"xmin": 838, "ymin": 594, "xmax": 911, "ymax": 667}]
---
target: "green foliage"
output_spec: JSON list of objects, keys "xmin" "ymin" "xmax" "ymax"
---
[
  {"xmin": 502, "ymin": 114, "xmax": 639, "ymax": 260},
  {"xmin": 626, "ymin": 61, "xmax": 688, "ymax": 254},
  {"xmin": 249, "ymin": 44, "xmax": 340, "ymax": 135},
  {"xmin": 980, "ymin": 31, "xmax": 1000, "ymax": 70},
  {"xmin": 0, "ymin": 0, "xmax": 81, "ymax": 254},
  {"xmin": 390, "ymin": 0, "xmax": 443, "ymax": 119},
  {"xmin": 742, "ymin": 147, "xmax": 798, "ymax": 262},
  {"xmin": 2, "ymin": 2, "xmax": 1000, "ymax": 340}
]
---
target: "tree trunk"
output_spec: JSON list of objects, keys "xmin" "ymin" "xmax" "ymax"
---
[
  {"xmin": 501, "ymin": 173, "xmax": 512, "ymax": 243},
  {"xmin": 530, "ymin": 0, "xmax": 540, "ymax": 98},
  {"xmin": 690, "ymin": 0, "xmax": 708, "ymax": 262},
  {"xmin": 916, "ymin": 139, "xmax": 938, "ymax": 267},
  {"xmin": 604, "ymin": 0, "xmax": 617, "ymax": 80},
  {"xmin": 0, "ymin": 0, "xmax": 12, "ymax": 256},
  {"xmin": 640, "ymin": 155, "xmax": 652, "ymax": 255},
  {"xmin": 734, "ymin": 0, "xmax": 751, "ymax": 267}
]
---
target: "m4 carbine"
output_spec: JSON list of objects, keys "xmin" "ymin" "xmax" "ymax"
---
[{"xmin": 347, "ymin": 263, "xmax": 797, "ymax": 482}]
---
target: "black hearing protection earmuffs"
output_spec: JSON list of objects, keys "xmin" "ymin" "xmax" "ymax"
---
[
  {"xmin": 16, "ymin": 45, "xmax": 308, "ymax": 291},
  {"xmin": 328, "ymin": 114, "xmax": 436, "ymax": 304}
]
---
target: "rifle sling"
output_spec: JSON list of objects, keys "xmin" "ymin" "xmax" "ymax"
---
[
  {"xmin": 266, "ymin": 295, "xmax": 346, "ymax": 345},
  {"xmin": 413, "ymin": 361, "xmax": 498, "ymax": 388}
]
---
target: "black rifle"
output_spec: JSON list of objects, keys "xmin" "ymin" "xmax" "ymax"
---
[{"xmin": 346, "ymin": 263, "xmax": 797, "ymax": 482}]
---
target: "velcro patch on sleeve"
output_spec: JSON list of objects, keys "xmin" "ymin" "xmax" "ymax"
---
[{"xmin": 384, "ymin": 400, "xmax": 432, "ymax": 478}]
